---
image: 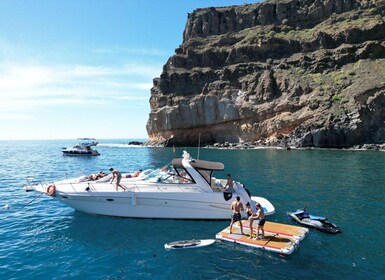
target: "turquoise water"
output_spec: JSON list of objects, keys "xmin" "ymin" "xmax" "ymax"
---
[{"xmin": 0, "ymin": 140, "xmax": 384, "ymax": 279}]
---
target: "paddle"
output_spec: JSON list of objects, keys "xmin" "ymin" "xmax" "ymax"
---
[{"xmin": 264, "ymin": 234, "xmax": 278, "ymax": 246}]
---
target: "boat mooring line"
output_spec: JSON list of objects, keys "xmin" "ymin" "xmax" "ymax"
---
[{"xmin": 21, "ymin": 192, "xmax": 44, "ymax": 209}]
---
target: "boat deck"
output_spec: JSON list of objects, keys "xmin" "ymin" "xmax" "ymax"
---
[{"xmin": 216, "ymin": 220, "xmax": 308, "ymax": 255}]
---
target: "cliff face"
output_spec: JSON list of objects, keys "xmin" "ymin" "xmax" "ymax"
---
[{"xmin": 147, "ymin": 0, "xmax": 385, "ymax": 148}]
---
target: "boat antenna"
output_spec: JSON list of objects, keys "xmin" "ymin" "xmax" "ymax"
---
[{"xmin": 197, "ymin": 132, "xmax": 201, "ymax": 159}]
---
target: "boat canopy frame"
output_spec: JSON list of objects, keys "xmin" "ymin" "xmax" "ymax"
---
[{"xmin": 171, "ymin": 158, "xmax": 224, "ymax": 171}]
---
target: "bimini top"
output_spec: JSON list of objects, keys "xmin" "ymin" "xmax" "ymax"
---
[{"xmin": 172, "ymin": 158, "xmax": 224, "ymax": 171}]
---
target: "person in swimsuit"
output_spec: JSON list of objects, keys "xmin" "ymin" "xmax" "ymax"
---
[
  {"xmin": 132, "ymin": 169, "xmax": 142, "ymax": 177},
  {"xmin": 125, "ymin": 169, "xmax": 143, "ymax": 178},
  {"xmin": 224, "ymin": 174, "xmax": 234, "ymax": 192},
  {"xmin": 255, "ymin": 203, "xmax": 266, "ymax": 239},
  {"xmin": 95, "ymin": 171, "xmax": 107, "ymax": 180},
  {"xmin": 109, "ymin": 168, "xmax": 124, "ymax": 191},
  {"xmin": 245, "ymin": 202, "xmax": 253, "ymax": 218},
  {"xmin": 245, "ymin": 202, "xmax": 255, "ymax": 238},
  {"xmin": 229, "ymin": 196, "xmax": 245, "ymax": 235}
]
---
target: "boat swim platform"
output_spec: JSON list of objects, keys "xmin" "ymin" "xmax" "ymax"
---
[{"xmin": 216, "ymin": 220, "xmax": 309, "ymax": 255}]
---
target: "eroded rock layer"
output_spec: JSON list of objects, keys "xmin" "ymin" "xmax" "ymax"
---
[{"xmin": 147, "ymin": 0, "xmax": 385, "ymax": 148}]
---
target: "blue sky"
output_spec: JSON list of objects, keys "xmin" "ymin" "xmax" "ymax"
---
[{"xmin": 0, "ymin": 0, "xmax": 257, "ymax": 140}]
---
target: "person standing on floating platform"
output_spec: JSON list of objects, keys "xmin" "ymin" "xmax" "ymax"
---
[
  {"xmin": 109, "ymin": 168, "xmax": 124, "ymax": 191},
  {"xmin": 229, "ymin": 196, "xmax": 245, "ymax": 235},
  {"xmin": 255, "ymin": 203, "xmax": 266, "ymax": 239},
  {"xmin": 245, "ymin": 202, "xmax": 255, "ymax": 239}
]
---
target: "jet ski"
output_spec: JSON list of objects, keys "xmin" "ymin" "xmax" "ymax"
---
[{"xmin": 287, "ymin": 206, "xmax": 342, "ymax": 234}]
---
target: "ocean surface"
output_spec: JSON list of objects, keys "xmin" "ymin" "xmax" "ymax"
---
[{"xmin": 0, "ymin": 139, "xmax": 384, "ymax": 279}]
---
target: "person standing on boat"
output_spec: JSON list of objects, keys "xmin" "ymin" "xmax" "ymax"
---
[
  {"xmin": 229, "ymin": 196, "xmax": 245, "ymax": 235},
  {"xmin": 109, "ymin": 168, "xmax": 124, "ymax": 191},
  {"xmin": 224, "ymin": 174, "xmax": 234, "ymax": 192}
]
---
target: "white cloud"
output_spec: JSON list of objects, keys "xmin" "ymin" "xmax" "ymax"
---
[
  {"xmin": 0, "ymin": 61, "xmax": 159, "ymax": 120},
  {"xmin": 0, "ymin": 62, "xmax": 158, "ymax": 105},
  {"xmin": 91, "ymin": 46, "xmax": 169, "ymax": 57},
  {"xmin": 0, "ymin": 112, "xmax": 36, "ymax": 121},
  {"xmin": 0, "ymin": 41, "xmax": 163, "ymax": 139}
]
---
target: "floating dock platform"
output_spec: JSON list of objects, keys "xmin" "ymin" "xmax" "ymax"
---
[{"xmin": 216, "ymin": 220, "xmax": 309, "ymax": 255}]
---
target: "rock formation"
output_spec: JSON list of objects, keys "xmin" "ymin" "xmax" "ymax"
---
[{"xmin": 146, "ymin": 0, "xmax": 385, "ymax": 148}]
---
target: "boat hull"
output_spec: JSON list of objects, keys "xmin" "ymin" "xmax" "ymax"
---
[
  {"xmin": 54, "ymin": 192, "xmax": 274, "ymax": 219},
  {"xmin": 62, "ymin": 151, "xmax": 100, "ymax": 156},
  {"xmin": 26, "ymin": 152, "xmax": 275, "ymax": 220}
]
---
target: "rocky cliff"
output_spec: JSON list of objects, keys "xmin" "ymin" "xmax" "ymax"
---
[{"xmin": 146, "ymin": 0, "xmax": 385, "ymax": 148}]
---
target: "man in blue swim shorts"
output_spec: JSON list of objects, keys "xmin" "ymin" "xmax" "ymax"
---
[
  {"xmin": 255, "ymin": 203, "xmax": 265, "ymax": 239},
  {"xmin": 229, "ymin": 196, "xmax": 245, "ymax": 235}
]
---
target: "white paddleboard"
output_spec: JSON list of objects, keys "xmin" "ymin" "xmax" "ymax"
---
[{"xmin": 164, "ymin": 239, "xmax": 216, "ymax": 249}]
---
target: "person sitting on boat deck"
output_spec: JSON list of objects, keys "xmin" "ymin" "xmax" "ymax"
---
[
  {"xmin": 125, "ymin": 169, "xmax": 142, "ymax": 178},
  {"xmin": 88, "ymin": 171, "xmax": 107, "ymax": 181},
  {"xmin": 132, "ymin": 169, "xmax": 142, "ymax": 177},
  {"xmin": 86, "ymin": 174, "xmax": 96, "ymax": 181},
  {"xmin": 95, "ymin": 171, "xmax": 107, "ymax": 180},
  {"xmin": 255, "ymin": 202, "xmax": 266, "ymax": 239},
  {"xmin": 224, "ymin": 174, "xmax": 234, "ymax": 192},
  {"xmin": 229, "ymin": 196, "xmax": 245, "ymax": 235},
  {"xmin": 109, "ymin": 168, "xmax": 125, "ymax": 191}
]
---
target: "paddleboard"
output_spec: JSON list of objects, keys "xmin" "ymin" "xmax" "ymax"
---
[{"xmin": 164, "ymin": 239, "xmax": 216, "ymax": 249}]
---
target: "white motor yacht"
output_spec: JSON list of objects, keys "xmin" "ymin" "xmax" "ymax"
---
[
  {"xmin": 25, "ymin": 151, "xmax": 275, "ymax": 219},
  {"xmin": 62, "ymin": 138, "xmax": 100, "ymax": 156}
]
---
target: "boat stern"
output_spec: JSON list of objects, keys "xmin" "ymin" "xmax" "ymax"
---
[{"xmin": 251, "ymin": 196, "xmax": 275, "ymax": 216}]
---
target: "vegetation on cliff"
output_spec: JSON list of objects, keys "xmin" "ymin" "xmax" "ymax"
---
[{"xmin": 147, "ymin": 0, "xmax": 385, "ymax": 148}]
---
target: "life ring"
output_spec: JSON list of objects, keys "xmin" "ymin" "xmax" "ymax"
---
[{"xmin": 47, "ymin": 184, "xmax": 56, "ymax": 196}]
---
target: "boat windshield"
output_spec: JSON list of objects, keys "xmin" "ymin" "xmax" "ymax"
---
[{"xmin": 142, "ymin": 165, "xmax": 193, "ymax": 184}]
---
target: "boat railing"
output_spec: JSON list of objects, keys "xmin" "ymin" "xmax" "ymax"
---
[
  {"xmin": 121, "ymin": 183, "xmax": 210, "ymax": 193},
  {"xmin": 65, "ymin": 180, "xmax": 97, "ymax": 193},
  {"xmin": 64, "ymin": 180, "xmax": 211, "ymax": 193},
  {"xmin": 86, "ymin": 182, "xmax": 97, "ymax": 192},
  {"xmin": 69, "ymin": 182, "xmax": 81, "ymax": 193}
]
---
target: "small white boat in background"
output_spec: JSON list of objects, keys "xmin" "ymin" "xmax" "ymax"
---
[
  {"xmin": 25, "ymin": 151, "xmax": 275, "ymax": 219},
  {"xmin": 62, "ymin": 138, "xmax": 100, "ymax": 156}
]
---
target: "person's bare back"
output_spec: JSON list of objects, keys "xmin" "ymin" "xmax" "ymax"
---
[
  {"xmin": 229, "ymin": 196, "xmax": 245, "ymax": 234},
  {"xmin": 231, "ymin": 200, "xmax": 244, "ymax": 213}
]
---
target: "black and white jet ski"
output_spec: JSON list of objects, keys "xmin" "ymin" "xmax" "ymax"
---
[{"xmin": 287, "ymin": 206, "xmax": 342, "ymax": 234}]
